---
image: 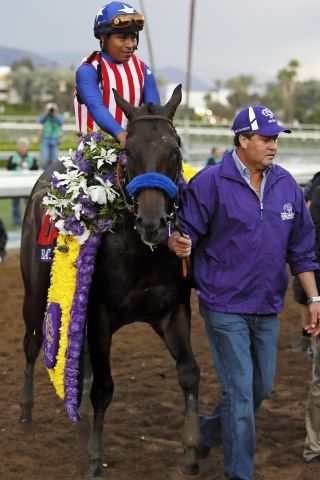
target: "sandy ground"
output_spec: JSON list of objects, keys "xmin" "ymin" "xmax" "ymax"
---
[{"xmin": 0, "ymin": 250, "xmax": 319, "ymax": 480}]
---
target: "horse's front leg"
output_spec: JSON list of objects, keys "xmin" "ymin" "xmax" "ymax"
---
[
  {"xmin": 87, "ymin": 304, "xmax": 114, "ymax": 478},
  {"xmin": 18, "ymin": 294, "xmax": 45, "ymax": 426},
  {"xmin": 152, "ymin": 304, "xmax": 202, "ymax": 477}
]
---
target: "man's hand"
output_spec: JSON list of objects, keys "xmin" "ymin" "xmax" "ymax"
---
[
  {"xmin": 305, "ymin": 302, "xmax": 320, "ymax": 335},
  {"xmin": 167, "ymin": 231, "xmax": 192, "ymax": 258},
  {"xmin": 117, "ymin": 131, "xmax": 127, "ymax": 147}
]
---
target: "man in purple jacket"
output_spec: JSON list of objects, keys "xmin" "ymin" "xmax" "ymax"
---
[{"xmin": 168, "ymin": 105, "xmax": 320, "ymax": 480}]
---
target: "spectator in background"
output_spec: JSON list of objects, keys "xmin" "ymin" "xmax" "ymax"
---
[
  {"xmin": 38, "ymin": 102, "xmax": 64, "ymax": 169},
  {"xmin": 7, "ymin": 137, "xmax": 38, "ymax": 226},
  {"xmin": 206, "ymin": 146, "xmax": 222, "ymax": 166}
]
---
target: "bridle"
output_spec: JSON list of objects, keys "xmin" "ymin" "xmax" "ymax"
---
[
  {"xmin": 117, "ymin": 114, "xmax": 182, "ymax": 222},
  {"xmin": 116, "ymin": 113, "xmax": 191, "ymax": 278}
]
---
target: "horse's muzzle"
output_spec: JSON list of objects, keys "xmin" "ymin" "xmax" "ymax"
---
[{"xmin": 135, "ymin": 215, "xmax": 167, "ymax": 246}]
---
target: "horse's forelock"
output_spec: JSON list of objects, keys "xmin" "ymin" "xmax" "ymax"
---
[{"xmin": 146, "ymin": 102, "xmax": 158, "ymax": 115}]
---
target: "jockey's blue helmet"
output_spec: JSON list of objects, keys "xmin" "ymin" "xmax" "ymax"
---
[{"xmin": 94, "ymin": 2, "xmax": 144, "ymax": 39}]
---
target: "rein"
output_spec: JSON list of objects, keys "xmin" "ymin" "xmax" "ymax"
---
[
  {"xmin": 116, "ymin": 113, "xmax": 191, "ymax": 279},
  {"xmin": 117, "ymin": 113, "xmax": 182, "ymax": 211}
]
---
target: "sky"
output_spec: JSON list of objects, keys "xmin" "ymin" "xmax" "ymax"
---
[{"xmin": 2, "ymin": 0, "xmax": 320, "ymax": 86}]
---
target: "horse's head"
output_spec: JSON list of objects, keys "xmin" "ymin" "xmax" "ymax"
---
[{"xmin": 113, "ymin": 85, "xmax": 182, "ymax": 247}]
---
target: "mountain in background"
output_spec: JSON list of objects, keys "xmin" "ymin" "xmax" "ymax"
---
[
  {"xmin": 0, "ymin": 46, "xmax": 211, "ymax": 90},
  {"xmin": 157, "ymin": 66, "xmax": 210, "ymax": 91},
  {"xmin": 0, "ymin": 46, "xmax": 57, "ymax": 68}
]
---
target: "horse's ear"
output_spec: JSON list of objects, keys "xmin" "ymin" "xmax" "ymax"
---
[
  {"xmin": 163, "ymin": 84, "xmax": 182, "ymax": 119},
  {"xmin": 112, "ymin": 88, "xmax": 133, "ymax": 119}
]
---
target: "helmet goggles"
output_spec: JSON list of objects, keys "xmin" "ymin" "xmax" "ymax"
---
[{"xmin": 111, "ymin": 13, "xmax": 144, "ymax": 29}]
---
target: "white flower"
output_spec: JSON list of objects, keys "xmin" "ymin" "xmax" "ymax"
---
[
  {"xmin": 57, "ymin": 155, "xmax": 77, "ymax": 170},
  {"xmin": 106, "ymin": 148, "xmax": 117, "ymax": 163},
  {"xmin": 66, "ymin": 176, "xmax": 88, "ymax": 200},
  {"xmin": 94, "ymin": 148, "xmax": 117, "ymax": 169},
  {"xmin": 72, "ymin": 203, "xmax": 83, "ymax": 220},
  {"xmin": 78, "ymin": 141, "xmax": 85, "ymax": 151},
  {"xmin": 54, "ymin": 169, "xmax": 81, "ymax": 186},
  {"xmin": 54, "ymin": 219, "xmax": 69, "ymax": 235},
  {"xmin": 42, "ymin": 194, "xmax": 71, "ymax": 211},
  {"xmin": 95, "ymin": 176, "xmax": 119, "ymax": 202},
  {"xmin": 87, "ymin": 139, "xmax": 97, "ymax": 152},
  {"xmin": 44, "ymin": 206, "xmax": 59, "ymax": 220},
  {"xmin": 76, "ymin": 226, "xmax": 91, "ymax": 245},
  {"xmin": 87, "ymin": 185, "xmax": 107, "ymax": 204}
]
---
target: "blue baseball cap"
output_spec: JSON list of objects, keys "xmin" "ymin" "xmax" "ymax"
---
[{"xmin": 231, "ymin": 105, "xmax": 291, "ymax": 136}]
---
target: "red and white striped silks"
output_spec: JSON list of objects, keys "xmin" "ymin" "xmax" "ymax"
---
[{"xmin": 74, "ymin": 53, "xmax": 145, "ymax": 136}]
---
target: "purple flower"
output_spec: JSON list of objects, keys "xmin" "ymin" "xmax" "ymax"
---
[
  {"xmin": 58, "ymin": 185, "xmax": 67, "ymax": 195},
  {"xmin": 83, "ymin": 132, "xmax": 104, "ymax": 145},
  {"xmin": 64, "ymin": 215, "xmax": 84, "ymax": 236},
  {"xmin": 77, "ymin": 193, "xmax": 92, "ymax": 207},
  {"xmin": 102, "ymin": 172, "xmax": 116, "ymax": 184},
  {"xmin": 64, "ymin": 232, "xmax": 102, "ymax": 422},
  {"xmin": 90, "ymin": 132, "xmax": 104, "ymax": 142},
  {"xmin": 98, "ymin": 218, "xmax": 112, "ymax": 232},
  {"xmin": 75, "ymin": 150, "xmax": 90, "ymax": 173},
  {"xmin": 51, "ymin": 176, "xmax": 60, "ymax": 188},
  {"xmin": 83, "ymin": 206, "xmax": 97, "ymax": 219},
  {"xmin": 118, "ymin": 150, "xmax": 128, "ymax": 167},
  {"xmin": 51, "ymin": 175, "xmax": 67, "ymax": 194}
]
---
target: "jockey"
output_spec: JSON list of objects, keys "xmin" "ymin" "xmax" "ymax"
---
[{"xmin": 75, "ymin": 2, "xmax": 160, "ymax": 146}]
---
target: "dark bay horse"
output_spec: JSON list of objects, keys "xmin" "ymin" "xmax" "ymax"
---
[
  {"xmin": 0, "ymin": 219, "xmax": 7, "ymax": 261},
  {"xmin": 18, "ymin": 85, "xmax": 202, "ymax": 477}
]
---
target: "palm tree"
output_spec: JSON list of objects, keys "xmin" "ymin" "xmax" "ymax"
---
[{"xmin": 277, "ymin": 59, "xmax": 300, "ymax": 123}]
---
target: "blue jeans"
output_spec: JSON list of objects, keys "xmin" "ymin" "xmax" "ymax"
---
[
  {"xmin": 12, "ymin": 198, "xmax": 27, "ymax": 225},
  {"xmin": 41, "ymin": 137, "xmax": 59, "ymax": 169},
  {"xmin": 199, "ymin": 303, "xmax": 279, "ymax": 480}
]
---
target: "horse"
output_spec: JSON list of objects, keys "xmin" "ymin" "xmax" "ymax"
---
[
  {"xmin": 18, "ymin": 84, "xmax": 202, "ymax": 478},
  {"xmin": 0, "ymin": 218, "xmax": 7, "ymax": 261}
]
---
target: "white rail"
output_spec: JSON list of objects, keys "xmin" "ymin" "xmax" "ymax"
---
[
  {"xmin": 1, "ymin": 121, "xmax": 320, "ymax": 140},
  {"xmin": 0, "ymin": 170, "xmax": 43, "ymax": 198}
]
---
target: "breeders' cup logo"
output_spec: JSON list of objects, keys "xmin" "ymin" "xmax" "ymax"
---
[
  {"xmin": 262, "ymin": 108, "xmax": 274, "ymax": 119},
  {"xmin": 281, "ymin": 203, "xmax": 295, "ymax": 220},
  {"xmin": 262, "ymin": 108, "xmax": 276, "ymax": 124}
]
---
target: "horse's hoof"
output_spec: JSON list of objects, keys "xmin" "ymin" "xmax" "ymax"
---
[
  {"xmin": 19, "ymin": 409, "xmax": 32, "ymax": 429},
  {"xmin": 87, "ymin": 460, "xmax": 108, "ymax": 478},
  {"xmin": 178, "ymin": 446, "xmax": 200, "ymax": 478},
  {"xmin": 177, "ymin": 464, "xmax": 200, "ymax": 478}
]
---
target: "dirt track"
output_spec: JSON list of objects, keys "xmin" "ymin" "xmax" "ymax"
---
[{"xmin": 0, "ymin": 251, "xmax": 319, "ymax": 479}]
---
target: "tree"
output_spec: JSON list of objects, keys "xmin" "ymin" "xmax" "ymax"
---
[
  {"xmin": 8, "ymin": 66, "xmax": 34, "ymax": 103},
  {"xmin": 277, "ymin": 59, "xmax": 300, "ymax": 122},
  {"xmin": 295, "ymin": 80, "xmax": 320, "ymax": 123},
  {"xmin": 225, "ymin": 74, "xmax": 255, "ymax": 112}
]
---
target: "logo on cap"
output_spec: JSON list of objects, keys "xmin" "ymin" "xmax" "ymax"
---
[{"xmin": 262, "ymin": 108, "xmax": 275, "ymax": 119}]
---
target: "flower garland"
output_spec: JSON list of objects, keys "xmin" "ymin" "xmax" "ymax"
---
[
  {"xmin": 43, "ymin": 133, "xmax": 125, "ymax": 422},
  {"xmin": 42, "ymin": 132, "xmax": 199, "ymax": 422},
  {"xmin": 42, "ymin": 132, "xmax": 125, "ymax": 245},
  {"xmin": 46, "ymin": 235, "xmax": 80, "ymax": 399}
]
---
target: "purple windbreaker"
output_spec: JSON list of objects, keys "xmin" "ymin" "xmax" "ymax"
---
[{"xmin": 178, "ymin": 151, "xmax": 319, "ymax": 314}]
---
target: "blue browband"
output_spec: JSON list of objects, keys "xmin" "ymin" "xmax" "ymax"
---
[{"xmin": 126, "ymin": 172, "xmax": 178, "ymax": 199}]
